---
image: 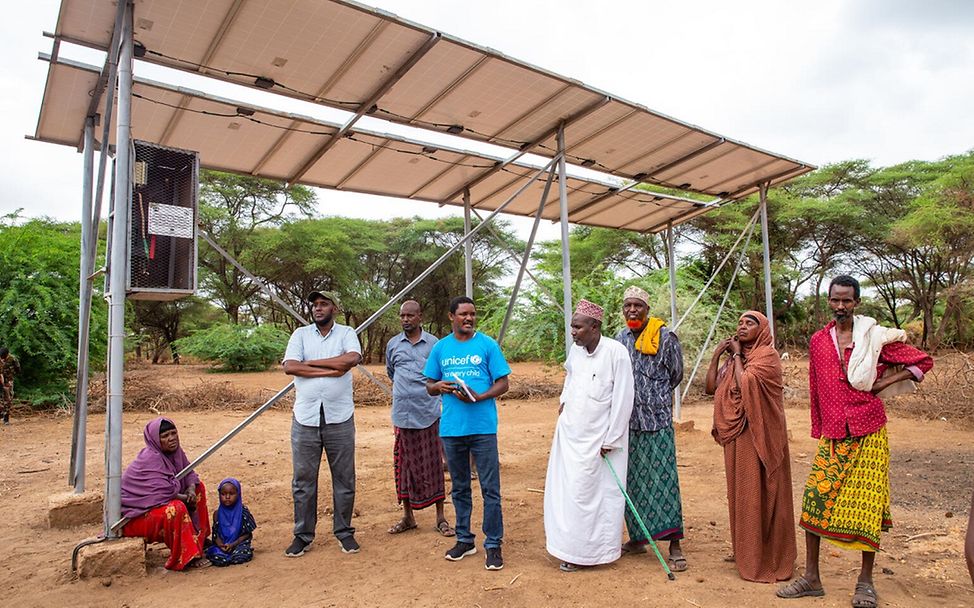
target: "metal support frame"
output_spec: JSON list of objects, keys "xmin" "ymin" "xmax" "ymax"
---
[
  {"xmin": 759, "ymin": 182, "xmax": 775, "ymax": 340},
  {"xmin": 161, "ymin": 156, "xmax": 560, "ymax": 490},
  {"xmin": 463, "ymin": 188, "xmax": 473, "ymax": 298},
  {"xmin": 498, "ymin": 165, "xmax": 556, "ymax": 345},
  {"xmin": 69, "ymin": 117, "xmax": 96, "ymax": 493},
  {"xmin": 682, "ymin": 220, "xmax": 757, "ymax": 400},
  {"xmin": 666, "ymin": 222, "xmax": 683, "ymax": 420},
  {"xmin": 288, "ymin": 33, "xmax": 440, "ymax": 185},
  {"xmin": 198, "ymin": 229, "xmax": 390, "ymax": 397},
  {"xmin": 104, "ymin": 0, "xmax": 133, "ymax": 537},
  {"xmin": 556, "ymin": 124, "xmax": 573, "ymax": 352},
  {"xmin": 470, "ymin": 209, "xmax": 564, "ymax": 315},
  {"xmin": 675, "ymin": 209, "xmax": 761, "ymax": 330}
]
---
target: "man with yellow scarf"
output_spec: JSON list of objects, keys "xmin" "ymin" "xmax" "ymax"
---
[{"xmin": 614, "ymin": 285, "xmax": 688, "ymax": 572}]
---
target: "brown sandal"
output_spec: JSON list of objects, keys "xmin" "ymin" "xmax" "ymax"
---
[
  {"xmin": 387, "ymin": 519, "xmax": 418, "ymax": 534},
  {"xmin": 435, "ymin": 520, "xmax": 456, "ymax": 537}
]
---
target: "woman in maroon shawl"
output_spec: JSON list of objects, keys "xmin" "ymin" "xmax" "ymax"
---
[
  {"xmin": 705, "ymin": 311, "xmax": 796, "ymax": 583},
  {"xmin": 120, "ymin": 417, "xmax": 211, "ymax": 570}
]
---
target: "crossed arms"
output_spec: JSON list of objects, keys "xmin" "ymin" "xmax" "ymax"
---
[{"xmin": 283, "ymin": 352, "xmax": 362, "ymax": 378}]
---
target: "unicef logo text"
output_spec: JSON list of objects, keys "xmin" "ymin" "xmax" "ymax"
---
[{"xmin": 442, "ymin": 354, "xmax": 484, "ymax": 366}]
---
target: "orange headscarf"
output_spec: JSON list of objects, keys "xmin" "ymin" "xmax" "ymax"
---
[{"xmin": 711, "ymin": 311, "xmax": 788, "ymax": 476}]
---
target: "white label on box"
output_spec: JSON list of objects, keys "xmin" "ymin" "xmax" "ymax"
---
[{"xmin": 147, "ymin": 203, "xmax": 194, "ymax": 239}]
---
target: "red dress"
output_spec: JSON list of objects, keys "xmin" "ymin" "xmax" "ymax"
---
[{"xmin": 122, "ymin": 482, "xmax": 210, "ymax": 570}]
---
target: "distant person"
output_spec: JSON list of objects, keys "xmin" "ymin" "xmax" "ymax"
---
[
  {"xmin": 385, "ymin": 300, "xmax": 454, "ymax": 538},
  {"xmin": 206, "ymin": 478, "xmax": 257, "ymax": 567},
  {"xmin": 615, "ymin": 285, "xmax": 687, "ymax": 571},
  {"xmin": 778, "ymin": 275, "xmax": 932, "ymax": 608},
  {"xmin": 0, "ymin": 347, "xmax": 20, "ymax": 424},
  {"xmin": 120, "ymin": 417, "xmax": 211, "ymax": 570},
  {"xmin": 424, "ymin": 296, "xmax": 511, "ymax": 570},
  {"xmin": 544, "ymin": 300, "xmax": 634, "ymax": 573},
  {"xmin": 705, "ymin": 311, "xmax": 796, "ymax": 583},
  {"xmin": 282, "ymin": 290, "xmax": 362, "ymax": 557}
]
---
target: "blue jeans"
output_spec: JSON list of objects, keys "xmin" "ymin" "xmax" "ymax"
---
[{"xmin": 442, "ymin": 434, "xmax": 503, "ymax": 548}]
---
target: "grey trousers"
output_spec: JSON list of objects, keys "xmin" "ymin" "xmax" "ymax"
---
[{"xmin": 291, "ymin": 412, "xmax": 356, "ymax": 543}]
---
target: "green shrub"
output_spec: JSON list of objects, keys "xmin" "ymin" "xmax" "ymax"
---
[
  {"xmin": 175, "ymin": 323, "xmax": 289, "ymax": 371},
  {"xmin": 0, "ymin": 217, "xmax": 108, "ymax": 405}
]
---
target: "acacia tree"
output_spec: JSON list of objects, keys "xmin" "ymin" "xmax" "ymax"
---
[
  {"xmin": 255, "ymin": 216, "xmax": 517, "ymax": 362},
  {"xmin": 130, "ymin": 297, "xmax": 221, "ymax": 363},
  {"xmin": 854, "ymin": 152, "xmax": 974, "ymax": 348},
  {"xmin": 198, "ymin": 170, "xmax": 316, "ymax": 323}
]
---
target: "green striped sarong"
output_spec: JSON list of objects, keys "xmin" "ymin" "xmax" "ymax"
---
[{"xmin": 625, "ymin": 426, "xmax": 685, "ymax": 542}]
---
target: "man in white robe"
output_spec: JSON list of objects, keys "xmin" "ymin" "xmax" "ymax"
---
[{"xmin": 544, "ymin": 299, "xmax": 635, "ymax": 572}]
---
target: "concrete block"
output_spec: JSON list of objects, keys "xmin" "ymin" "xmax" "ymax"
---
[
  {"xmin": 77, "ymin": 538, "xmax": 145, "ymax": 579},
  {"xmin": 48, "ymin": 491, "xmax": 103, "ymax": 528}
]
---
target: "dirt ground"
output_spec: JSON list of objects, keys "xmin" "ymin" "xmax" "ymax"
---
[{"xmin": 1, "ymin": 361, "xmax": 972, "ymax": 608}]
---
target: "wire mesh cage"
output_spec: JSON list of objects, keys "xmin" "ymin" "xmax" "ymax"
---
[{"xmin": 127, "ymin": 140, "xmax": 198, "ymax": 300}]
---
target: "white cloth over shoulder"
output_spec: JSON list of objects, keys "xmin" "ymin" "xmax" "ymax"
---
[
  {"xmin": 544, "ymin": 336, "xmax": 635, "ymax": 566},
  {"xmin": 846, "ymin": 315, "xmax": 916, "ymax": 397}
]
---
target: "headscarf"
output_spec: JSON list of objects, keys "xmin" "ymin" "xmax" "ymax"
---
[
  {"xmin": 215, "ymin": 478, "xmax": 245, "ymax": 544},
  {"xmin": 120, "ymin": 417, "xmax": 199, "ymax": 519},
  {"xmin": 711, "ymin": 311, "xmax": 788, "ymax": 476}
]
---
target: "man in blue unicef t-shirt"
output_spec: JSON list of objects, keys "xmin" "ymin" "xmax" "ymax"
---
[{"xmin": 424, "ymin": 296, "xmax": 511, "ymax": 571}]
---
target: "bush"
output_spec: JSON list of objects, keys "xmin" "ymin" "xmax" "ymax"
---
[
  {"xmin": 0, "ymin": 217, "xmax": 108, "ymax": 405},
  {"xmin": 175, "ymin": 323, "xmax": 290, "ymax": 371}
]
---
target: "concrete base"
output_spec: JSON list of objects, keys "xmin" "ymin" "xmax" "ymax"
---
[
  {"xmin": 77, "ymin": 538, "xmax": 145, "ymax": 579},
  {"xmin": 48, "ymin": 491, "xmax": 103, "ymax": 528}
]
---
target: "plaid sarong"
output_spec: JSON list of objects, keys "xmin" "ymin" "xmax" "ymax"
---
[
  {"xmin": 394, "ymin": 420, "xmax": 446, "ymax": 510},
  {"xmin": 799, "ymin": 427, "xmax": 891, "ymax": 552},
  {"xmin": 625, "ymin": 426, "xmax": 685, "ymax": 542}
]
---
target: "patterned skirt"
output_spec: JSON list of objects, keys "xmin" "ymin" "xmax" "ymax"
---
[
  {"xmin": 394, "ymin": 420, "xmax": 446, "ymax": 510},
  {"xmin": 799, "ymin": 427, "xmax": 891, "ymax": 552},
  {"xmin": 625, "ymin": 427, "xmax": 684, "ymax": 542},
  {"xmin": 122, "ymin": 482, "xmax": 211, "ymax": 570}
]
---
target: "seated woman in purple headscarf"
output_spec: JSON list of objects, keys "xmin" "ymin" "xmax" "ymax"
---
[
  {"xmin": 120, "ymin": 417, "xmax": 211, "ymax": 570},
  {"xmin": 206, "ymin": 478, "xmax": 257, "ymax": 566}
]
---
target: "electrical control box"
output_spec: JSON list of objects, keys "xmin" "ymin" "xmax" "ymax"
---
[{"xmin": 127, "ymin": 140, "xmax": 198, "ymax": 300}]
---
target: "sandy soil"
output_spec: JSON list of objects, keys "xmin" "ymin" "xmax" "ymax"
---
[{"xmin": 0, "ymin": 362, "xmax": 972, "ymax": 608}]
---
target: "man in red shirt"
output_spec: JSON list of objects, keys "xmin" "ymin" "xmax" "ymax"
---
[{"xmin": 778, "ymin": 276, "xmax": 932, "ymax": 608}]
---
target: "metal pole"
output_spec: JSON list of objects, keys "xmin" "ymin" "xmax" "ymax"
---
[
  {"xmin": 759, "ymin": 182, "xmax": 775, "ymax": 340},
  {"xmin": 70, "ymin": 116, "xmax": 96, "ymax": 492},
  {"xmin": 463, "ymin": 188, "xmax": 473, "ymax": 298},
  {"xmin": 198, "ymin": 228, "xmax": 390, "ymax": 397},
  {"xmin": 104, "ymin": 0, "xmax": 133, "ymax": 538},
  {"xmin": 682, "ymin": 221, "xmax": 757, "ymax": 400},
  {"xmin": 472, "ymin": 209, "xmax": 564, "ymax": 315},
  {"xmin": 127, "ymin": 155, "xmax": 560, "ymax": 507},
  {"xmin": 675, "ymin": 209, "xmax": 760, "ymax": 330},
  {"xmin": 498, "ymin": 166, "xmax": 556, "ymax": 345},
  {"xmin": 666, "ymin": 222, "xmax": 683, "ymax": 421},
  {"xmin": 176, "ymin": 383, "xmax": 294, "ymax": 480},
  {"xmin": 556, "ymin": 124, "xmax": 573, "ymax": 353}
]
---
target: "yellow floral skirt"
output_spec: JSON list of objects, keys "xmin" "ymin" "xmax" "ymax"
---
[{"xmin": 799, "ymin": 427, "xmax": 891, "ymax": 552}]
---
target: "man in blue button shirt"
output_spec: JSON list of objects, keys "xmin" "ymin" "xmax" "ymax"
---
[
  {"xmin": 424, "ymin": 296, "xmax": 511, "ymax": 571},
  {"xmin": 282, "ymin": 290, "xmax": 362, "ymax": 558},
  {"xmin": 385, "ymin": 300, "xmax": 455, "ymax": 538}
]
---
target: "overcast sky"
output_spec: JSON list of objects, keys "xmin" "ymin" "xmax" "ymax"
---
[{"xmin": 4, "ymin": 0, "xmax": 973, "ymax": 241}]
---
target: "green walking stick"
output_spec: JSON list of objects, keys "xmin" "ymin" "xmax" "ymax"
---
[{"xmin": 603, "ymin": 454, "xmax": 676, "ymax": 580}]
